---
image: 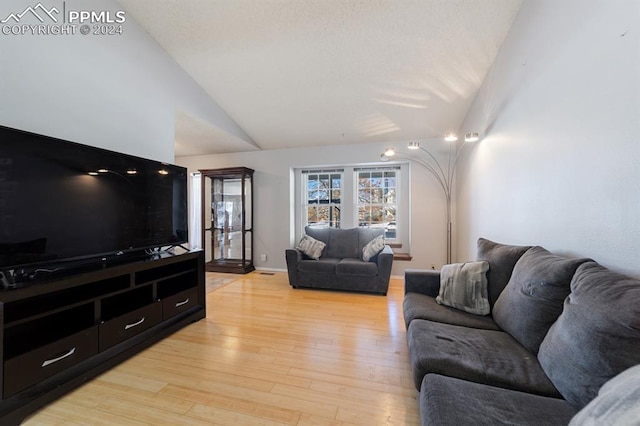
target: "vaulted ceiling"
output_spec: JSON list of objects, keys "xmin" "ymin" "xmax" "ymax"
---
[{"xmin": 119, "ymin": 0, "xmax": 522, "ymax": 156}]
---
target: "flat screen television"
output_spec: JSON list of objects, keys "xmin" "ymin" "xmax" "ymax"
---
[{"xmin": 0, "ymin": 125, "xmax": 188, "ymax": 284}]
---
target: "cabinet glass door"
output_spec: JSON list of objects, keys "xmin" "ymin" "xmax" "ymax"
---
[{"xmin": 200, "ymin": 167, "xmax": 254, "ymax": 273}]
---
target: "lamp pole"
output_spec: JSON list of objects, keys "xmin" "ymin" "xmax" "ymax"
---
[{"xmin": 381, "ymin": 134, "xmax": 477, "ymax": 264}]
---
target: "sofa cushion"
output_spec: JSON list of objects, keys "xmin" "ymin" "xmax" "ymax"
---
[
  {"xmin": 538, "ymin": 261, "xmax": 640, "ymax": 409},
  {"xmin": 569, "ymin": 364, "xmax": 640, "ymax": 425},
  {"xmin": 436, "ymin": 261, "xmax": 490, "ymax": 315},
  {"xmin": 297, "ymin": 258, "xmax": 340, "ymax": 274},
  {"xmin": 407, "ymin": 319, "xmax": 560, "ymax": 396},
  {"xmin": 476, "ymin": 238, "xmax": 532, "ymax": 307},
  {"xmin": 403, "ymin": 292, "xmax": 501, "ymax": 330},
  {"xmin": 407, "ymin": 319, "xmax": 559, "ymax": 397},
  {"xmin": 296, "ymin": 234, "xmax": 327, "ymax": 260},
  {"xmin": 362, "ymin": 235, "xmax": 385, "ymax": 261},
  {"xmin": 336, "ymin": 258, "xmax": 377, "ymax": 277},
  {"xmin": 328, "ymin": 228, "xmax": 360, "ymax": 259},
  {"xmin": 492, "ymin": 246, "xmax": 590, "ymax": 354},
  {"xmin": 304, "ymin": 226, "xmax": 331, "ymax": 245},
  {"xmin": 421, "ymin": 374, "xmax": 576, "ymax": 426}
]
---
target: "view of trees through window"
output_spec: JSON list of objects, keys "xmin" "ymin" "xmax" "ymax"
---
[
  {"xmin": 302, "ymin": 167, "xmax": 399, "ymax": 240},
  {"xmin": 305, "ymin": 172, "xmax": 342, "ymax": 228},
  {"xmin": 357, "ymin": 170, "xmax": 397, "ymax": 239}
]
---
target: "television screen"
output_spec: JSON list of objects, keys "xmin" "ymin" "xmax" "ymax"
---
[{"xmin": 0, "ymin": 125, "xmax": 188, "ymax": 275}]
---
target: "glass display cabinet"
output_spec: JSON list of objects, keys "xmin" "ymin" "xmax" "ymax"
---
[{"xmin": 199, "ymin": 167, "xmax": 254, "ymax": 274}]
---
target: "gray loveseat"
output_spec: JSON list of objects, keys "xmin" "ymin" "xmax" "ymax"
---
[
  {"xmin": 404, "ymin": 238, "xmax": 640, "ymax": 425},
  {"xmin": 285, "ymin": 226, "xmax": 393, "ymax": 295}
]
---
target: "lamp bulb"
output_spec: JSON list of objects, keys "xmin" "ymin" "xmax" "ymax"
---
[
  {"xmin": 464, "ymin": 132, "xmax": 479, "ymax": 142},
  {"xmin": 444, "ymin": 133, "xmax": 458, "ymax": 142}
]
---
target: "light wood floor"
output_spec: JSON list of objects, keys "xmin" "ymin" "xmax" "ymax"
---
[{"xmin": 23, "ymin": 272, "xmax": 419, "ymax": 425}]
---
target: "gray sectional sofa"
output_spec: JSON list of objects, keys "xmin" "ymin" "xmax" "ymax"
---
[
  {"xmin": 404, "ymin": 238, "xmax": 640, "ymax": 425},
  {"xmin": 286, "ymin": 226, "xmax": 393, "ymax": 295}
]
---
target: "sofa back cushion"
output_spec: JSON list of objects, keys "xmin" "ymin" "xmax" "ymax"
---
[
  {"xmin": 492, "ymin": 246, "xmax": 590, "ymax": 354},
  {"xmin": 304, "ymin": 226, "xmax": 361, "ymax": 259},
  {"xmin": 538, "ymin": 262, "xmax": 640, "ymax": 409},
  {"xmin": 476, "ymin": 238, "xmax": 532, "ymax": 307},
  {"xmin": 304, "ymin": 226, "xmax": 331, "ymax": 246}
]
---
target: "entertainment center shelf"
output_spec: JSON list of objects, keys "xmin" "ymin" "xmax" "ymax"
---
[{"xmin": 0, "ymin": 250, "xmax": 205, "ymax": 424}]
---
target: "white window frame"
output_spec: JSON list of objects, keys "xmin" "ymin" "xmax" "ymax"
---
[
  {"xmin": 354, "ymin": 166, "xmax": 401, "ymax": 241},
  {"xmin": 294, "ymin": 163, "xmax": 409, "ymax": 251},
  {"xmin": 301, "ymin": 169, "xmax": 344, "ymax": 229}
]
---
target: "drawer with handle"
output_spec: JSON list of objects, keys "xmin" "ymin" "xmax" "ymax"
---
[
  {"xmin": 4, "ymin": 327, "xmax": 99, "ymax": 397},
  {"xmin": 99, "ymin": 302, "xmax": 162, "ymax": 351},
  {"xmin": 162, "ymin": 287, "xmax": 199, "ymax": 320}
]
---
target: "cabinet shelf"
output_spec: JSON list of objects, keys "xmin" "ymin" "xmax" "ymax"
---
[
  {"xmin": 4, "ymin": 303, "xmax": 95, "ymax": 359},
  {"xmin": 3, "ymin": 275, "xmax": 131, "ymax": 326}
]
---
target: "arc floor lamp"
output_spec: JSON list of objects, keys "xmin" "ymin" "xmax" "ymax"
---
[{"xmin": 380, "ymin": 132, "xmax": 479, "ymax": 264}]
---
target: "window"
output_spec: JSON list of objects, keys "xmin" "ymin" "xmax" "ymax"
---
[
  {"xmin": 356, "ymin": 168, "xmax": 398, "ymax": 239},
  {"xmin": 296, "ymin": 164, "xmax": 408, "ymax": 250},
  {"xmin": 302, "ymin": 170, "xmax": 343, "ymax": 228}
]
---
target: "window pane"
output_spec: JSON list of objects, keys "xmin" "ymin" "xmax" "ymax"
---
[
  {"xmin": 331, "ymin": 206, "xmax": 341, "ymax": 227},
  {"xmin": 384, "ymin": 188, "xmax": 396, "ymax": 203},
  {"xmin": 307, "ymin": 206, "xmax": 317, "ymax": 223},
  {"xmin": 358, "ymin": 173, "xmax": 370, "ymax": 188},
  {"xmin": 319, "ymin": 174, "xmax": 330, "ymax": 189},
  {"xmin": 370, "ymin": 206, "xmax": 384, "ymax": 223},
  {"xmin": 358, "ymin": 189, "xmax": 371, "ymax": 203},
  {"xmin": 304, "ymin": 172, "xmax": 343, "ymax": 229},
  {"xmin": 371, "ymin": 188, "xmax": 383, "ymax": 203},
  {"xmin": 358, "ymin": 206, "xmax": 370, "ymax": 226},
  {"xmin": 355, "ymin": 169, "xmax": 400, "ymax": 236}
]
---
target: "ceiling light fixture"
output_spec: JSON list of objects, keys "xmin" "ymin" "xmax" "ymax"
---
[
  {"xmin": 97, "ymin": 169, "xmax": 108, "ymax": 173},
  {"xmin": 127, "ymin": 169, "xmax": 137, "ymax": 175},
  {"xmin": 158, "ymin": 169, "xmax": 169, "ymax": 175},
  {"xmin": 408, "ymin": 141, "xmax": 420, "ymax": 150}
]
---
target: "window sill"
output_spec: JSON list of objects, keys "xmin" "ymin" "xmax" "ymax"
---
[{"xmin": 392, "ymin": 252, "xmax": 412, "ymax": 261}]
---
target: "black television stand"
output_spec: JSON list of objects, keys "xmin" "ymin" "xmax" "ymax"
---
[{"xmin": 0, "ymin": 250, "xmax": 206, "ymax": 424}]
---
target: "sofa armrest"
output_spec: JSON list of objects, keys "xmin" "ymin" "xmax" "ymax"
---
[
  {"xmin": 404, "ymin": 269, "xmax": 441, "ymax": 297},
  {"xmin": 285, "ymin": 248, "xmax": 302, "ymax": 266},
  {"xmin": 285, "ymin": 248, "xmax": 303, "ymax": 287},
  {"xmin": 376, "ymin": 245, "xmax": 394, "ymax": 278}
]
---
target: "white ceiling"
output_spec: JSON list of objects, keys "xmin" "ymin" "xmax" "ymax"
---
[{"xmin": 119, "ymin": 0, "xmax": 522, "ymax": 156}]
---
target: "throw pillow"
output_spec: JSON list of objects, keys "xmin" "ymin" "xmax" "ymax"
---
[
  {"xmin": 538, "ymin": 262, "xmax": 640, "ymax": 410},
  {"xmin": 362, "ymin": 235, "xmax": 385, "ymax": 262},
  {"xmin": 436, "ymin": 261, "xmax": 490, "ymax": 315},
  {"xmin": 492, "ymin": 246, "xmax": 590, "ymax": 354},
  {"xmin": 296, "ymin": 234, "xmax": 326, "ymax": 260},
  {"xmin": 569, "ymin": 364, "xmax": 640, "ymax": 425},
  {"xmin": 476, "ymin": 238, "xmax": 532, "ymax": 307}
]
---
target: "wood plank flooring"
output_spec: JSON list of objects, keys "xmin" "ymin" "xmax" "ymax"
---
[{"xmin": 23, "ymin": 272, "xmax": 419, "ymax": 425}]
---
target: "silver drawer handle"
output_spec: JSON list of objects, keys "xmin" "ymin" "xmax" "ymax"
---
[
  {"xmin": 42, "ymin": 347, "xmax": 76, "ymax": 368},
  {"xmin": 175, "ymin": 298, "xmax": 190, "ymax": 308},
  {"xmin": 124, "ymin": 317, "xmax": 145, "ymax": 330}
]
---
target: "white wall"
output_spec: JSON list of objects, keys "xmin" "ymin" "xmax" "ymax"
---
[
  {"xmin": 0, "ymin": 0, "xmax": 250, "ymax": 162},
  {"xmin": 177, "ymin": 142, "xmax": 449, "ymax": 275},
  {"xmin": 456, "ymin": 0, "xmax": 640, "ymax": 277}
]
